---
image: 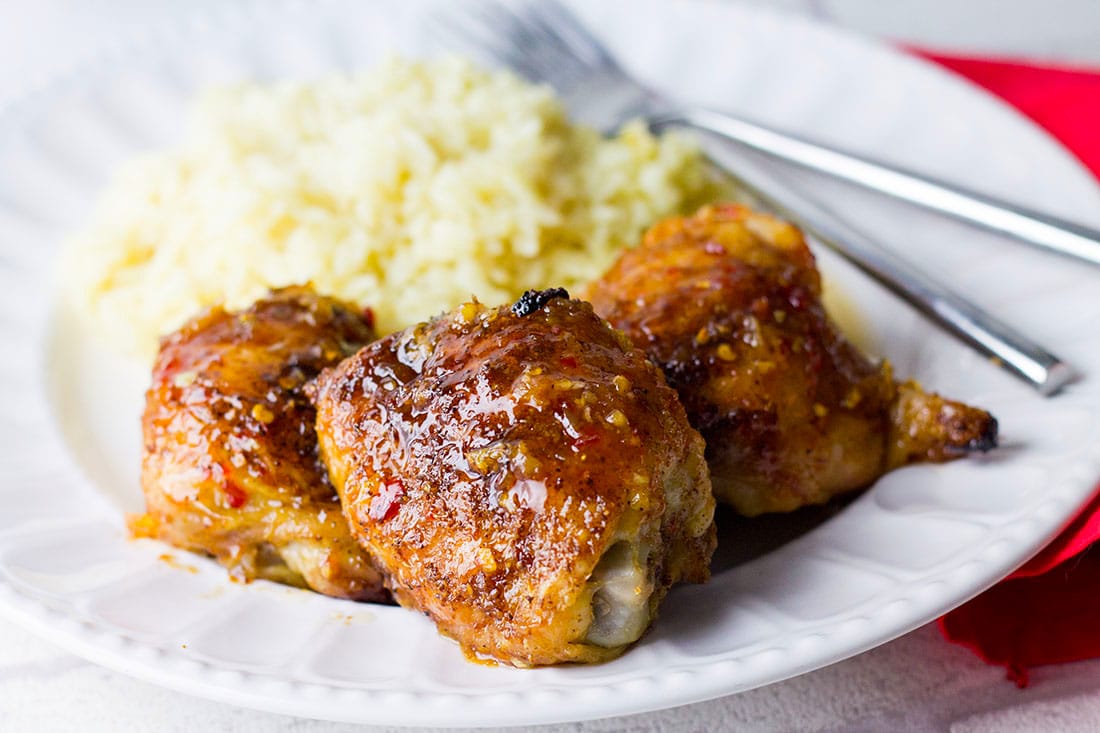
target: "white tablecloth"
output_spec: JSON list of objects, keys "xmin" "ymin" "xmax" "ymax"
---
[{"xmin": 2, "ymin": 2, "xmax": 1099, "ymax": 730}]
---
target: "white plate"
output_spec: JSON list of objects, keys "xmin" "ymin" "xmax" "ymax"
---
[{"xmin": 1, "ymin": 0, "xmax": 1099, "ymax": 727}]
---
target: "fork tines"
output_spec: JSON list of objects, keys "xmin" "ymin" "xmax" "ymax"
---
[{"xmin": 427, "ymin": 0, "xmax": 621, "ymax": 90}]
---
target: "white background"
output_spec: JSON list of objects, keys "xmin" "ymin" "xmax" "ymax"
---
[{"xmin": 2, "ymin": 2, "xmax": 1099, "ymax": 731}]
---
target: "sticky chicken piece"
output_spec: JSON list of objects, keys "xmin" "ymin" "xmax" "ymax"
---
[
  {"xmin": 311, "ymin": 290, "xmax": 716, "ymax": 666},
  {"xmin": 582, "ymin": 204, "xmax": 998, "ymax": 516},
  {"xmin": 132, "ymin": 286, "xmax": 388, "ymax": 601}
]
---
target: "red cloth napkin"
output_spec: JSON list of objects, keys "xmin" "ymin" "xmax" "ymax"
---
[{"xmin": 914, "ymin": 50, "xmax": 1100, "ymax": 687}]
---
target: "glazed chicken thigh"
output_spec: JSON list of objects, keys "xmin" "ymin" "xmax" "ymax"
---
[
  {"xmin": 583, "ymin": 204, "xmax": 998, "ymax": 516},
  {"xmin": 132, "ymin": 286, "xmax": 388, "ymax": 601},
  {"xmin": 311, "ymin": 290, "xmax": 716, "ymax": 666}
]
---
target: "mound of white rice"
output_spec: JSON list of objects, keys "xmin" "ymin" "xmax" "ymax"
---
[{"xmin": 62, "ymin": 57, "xmax": 728, "ymax": 358}]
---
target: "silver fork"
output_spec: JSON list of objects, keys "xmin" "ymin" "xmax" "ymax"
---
[
  {"xmin": 438, "ymin": 1, "xmax": 1100, "ymax": 270},
  {"xmin": 430, "ymin": 0, "xmax": 1076, "ymax": 396}
]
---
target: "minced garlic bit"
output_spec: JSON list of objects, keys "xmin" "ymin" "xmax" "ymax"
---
[
  {"xmin": 251, "ymin": 403, "xmax": 276, "ymax": 424},
  {"xmin": 606, "ymin": 409, "xmax": 629, "ymax": 428},
  {"xmin": 457, "ymin": 301, "xmax": 481, "ymax": 325},
  {"xmin": 172, "ymin": 370, "xmax": 197, "ymax": 388},
  {"xmin": 715, "ymin": 343, "xmax": 736, "ymax": 362},
  {"xmin": 477, "ymin": 547, "xmax": 497, "ymax": 573}
]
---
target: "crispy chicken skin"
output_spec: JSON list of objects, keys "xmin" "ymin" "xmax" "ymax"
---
[
  {"xmin": 131, "ymin": 286, "xmax": 388, "ymax": 602},
  {"xmin": 582, "ymin": 204, "xmax": 998, "ymax": 516},
  {"xmin": 311, "ymin": 291, "xmax": 716, "ymax": 666}
]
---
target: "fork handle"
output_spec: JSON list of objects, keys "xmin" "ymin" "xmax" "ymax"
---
[
  {"xmin": 670, "ymin": 122, "xmax": 1076, "ymax": 396},
  {"xmin": 653, "ymin": 107, "xmax": 1100, "ymax": 268}
]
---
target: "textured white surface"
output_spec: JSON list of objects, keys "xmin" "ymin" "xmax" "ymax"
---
[
  {"xmin": 4, "ymin": 617, "xmax": 1100, "ymax": 732},
  {"xmin": 2, "ymin": 1, "xmax": 1100, "ymax": 731}
]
